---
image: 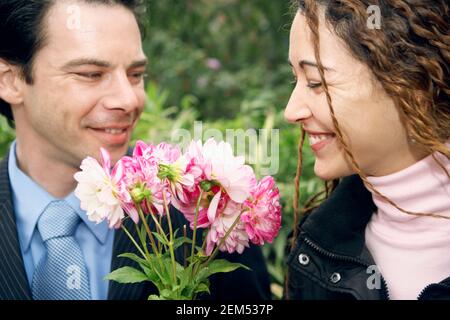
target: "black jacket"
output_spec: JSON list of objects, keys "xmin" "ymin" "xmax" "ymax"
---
[
  {"xmin": 285, "ymin": 175, "xmax": 450, "ymax": 300},
  {"xmin": 0, "ymin": 149, "xmax": 271, "ymax": 300}
]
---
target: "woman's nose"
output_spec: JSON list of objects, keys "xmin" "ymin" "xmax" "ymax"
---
[{"xmin": 284, "ymin": 85, "xmax": 313, "ymax": 124}]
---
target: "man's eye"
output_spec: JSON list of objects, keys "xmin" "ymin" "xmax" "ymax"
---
[
  {"xmin": 129, "ymin": 72, "xmax": 147, "ymax": 80},
  {"xmin": 307, "ymin": 82, "xmax": 322, "ymax": 89},
  {"xmin": 76, "ymin": 72, "xmax": 103, "ymax": 80}
]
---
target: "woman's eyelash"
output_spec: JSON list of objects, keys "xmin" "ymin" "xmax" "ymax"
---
[
  {"xmin": 289, "ymin": 75, "xmax": 322, "ymax": 89},
  {"xmin": 307, "ymin": 82, "xmax": 322, "ymax": 89}
]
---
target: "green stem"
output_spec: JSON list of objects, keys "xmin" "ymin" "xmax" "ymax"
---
[
  {"xmin": 120, "ymin": 224, "xmax": 146, "ymax": 258},
  {"xmin": 148, "ymin": 207, "xmax": 169, "ymax": 251},
  {"xmin": 183, "ymin": 225, "xmax": 188, "ymax": 268},
  {"xmin": 158, "ymin": 214, "xmax": 163, "ymax": 253},
  {"xmin": 191, "ymin": 189, "xmax": 204, "ymax": 263},
  {"xmin": 135, "ymin": 223, "xmax": 152, "ymax": 258},
  {"xmin": 162, "ymin": 192, "xmax": 178, "ymax": 286},
  {"xmin": 134, "ymin": 223, "xmax": 159, "ymax": 274},
  {"xmin": 136, "ymin": 205, "xmax": 165, "ymax": 272},
  {"xmin": 189, "ymin": 190, "xmax": 204, "ymax": 280}
]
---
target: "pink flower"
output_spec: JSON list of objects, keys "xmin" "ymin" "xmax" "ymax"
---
[
  {"xmin": 173, "ymin": 139, "xmax": 256, "ymax": 230},
  {"xmin": 241, "ymin": 176, "xmax": 281, "ymax": 246},
  {"xmin": 116, "ymin": 153, "xmax": 170, "ymax": 218},
  {"xmin": 202, "ymin": 139, "xmax": 255, "ymax": 203},
  {"xmin": 153, "ymin": 142, "xmax": 183, "ymax": 164},
  {"xmin": 205, "ymin": 195, "xmax": 250, "ymax": 255},
  {"xmin": 74, "ymin": 148, "xmax": 125, "ymax": 229},
  {"xmin": 205, "ymin": 58, "xmax": 222, "ymax": 71},
  {"xmin": 153, "ymin": 142, "xmax": 195, "ymax": 206}
]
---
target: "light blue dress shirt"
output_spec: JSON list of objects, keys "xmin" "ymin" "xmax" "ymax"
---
[{"xmin": 8, "ymin": 141, "xmax": 115, "ymax": 300}]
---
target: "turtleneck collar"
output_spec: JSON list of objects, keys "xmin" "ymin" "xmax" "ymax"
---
[
  {"xmin": 365, "ymin": 146, "xmax": 450, "ymax": 299},
  {"xmin": 367, "ymin": 146, "xmax": 450, "ymax": 228}
]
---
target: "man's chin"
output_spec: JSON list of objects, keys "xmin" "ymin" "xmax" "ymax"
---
[{"xmin": 106, "ymin": 143, "xmax": 130, "ymax": 161}]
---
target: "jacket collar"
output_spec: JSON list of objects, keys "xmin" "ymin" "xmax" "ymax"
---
[{"xmin": 300, "ymin": 174, "xmax": 377, "ymax": 259}]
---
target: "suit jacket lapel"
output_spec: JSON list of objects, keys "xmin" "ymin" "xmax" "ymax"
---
[{"xmin": 0, "ymin": 150, "xmax": 32, "ymax": 300}]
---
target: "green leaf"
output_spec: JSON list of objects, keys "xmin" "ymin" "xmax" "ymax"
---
[
  {"xmin": 104, "ymin": 266, "xmax": 148, "ymax": 284},
  {"xmin": 156, "ymin": 257, "xmax": 175, "ymax": 286},
  {"xmin": 172, "ymin": 236, "xmax": 202, "ymax": 252},
  {"xmin": 187, "ymin": 253, "xmax": 209, "ymax": 265},
  {"xmin": 152, "ymin": 231, "xmax": 169, "ymax": 246},
  {"xmin": 118, "ymin": 252, "xmax": 148, "ymax": 266},
  {"xmin": 178, "ymin": 263, "xmax": 193, "ymax": 288},
  {"xmin": 161, "ymin": 289, "xmax": 178, "ymax": 300},
  {"xmin": 118, "ymin": 253, "xmax": 158, "ymax": 283},
  {"xmin": 196, "ymin": 259, "xmax": 250, "ymax": 282},
  {"xmin": 193, "ymin": 283, "xmax": 210, "ymax": 295},
  {"xmin": 139, "ymin": 223, "xmax": 147, "ymax": 244}
]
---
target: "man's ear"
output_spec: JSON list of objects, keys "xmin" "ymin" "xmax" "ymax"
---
[{"xmin": 0, "ymin": 59, "xmax": 26, "ymax": 106}]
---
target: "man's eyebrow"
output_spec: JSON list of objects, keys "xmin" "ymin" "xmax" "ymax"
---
[
  {"xmin": 129, "ymin": 58, "xmax": 148, "ymax": 69},
  {"xmin": 61, "ymin": 58, "xmax": 148, "ymax": 69},
  {"xmin": 61, "ymin": 58, "xmax": 112, "ymax": 69}
]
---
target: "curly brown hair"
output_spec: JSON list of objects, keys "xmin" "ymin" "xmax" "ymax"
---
[{"xmin": 290, "ymin": 0, "xmax": 450, "ymax": 247}]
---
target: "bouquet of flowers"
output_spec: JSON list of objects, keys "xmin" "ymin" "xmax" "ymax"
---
[{"xmin": 74, "ymin": 138, "xmax": 281, "ymax": 300}]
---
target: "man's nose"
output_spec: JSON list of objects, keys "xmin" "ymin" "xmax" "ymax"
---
[
  {"xmin": 102, "ymin": 73, "xmax": 141, "ymax": 112},
  {"xmin": 284, "ymin": 84, "xmax": 313, "ymax": 124}
]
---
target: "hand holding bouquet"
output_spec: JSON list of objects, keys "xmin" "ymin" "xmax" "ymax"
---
[{"xmin": 74, "ymin": 138, "xmax": 281, "ymax": 300}]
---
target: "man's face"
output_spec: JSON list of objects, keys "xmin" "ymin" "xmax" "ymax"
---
[{"xmin": 17, "ymin": 1, "xmax": 146, "ymax": 168}]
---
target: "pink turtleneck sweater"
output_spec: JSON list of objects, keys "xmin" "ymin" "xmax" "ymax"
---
[{"xmin": 365, "ymin": 147, "xmax": 450, "ymax": 300}]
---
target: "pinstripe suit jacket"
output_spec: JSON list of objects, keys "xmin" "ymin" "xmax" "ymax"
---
[{"xmin": 0, "ymin": 150, "xmax": 271, "ymax": 300}]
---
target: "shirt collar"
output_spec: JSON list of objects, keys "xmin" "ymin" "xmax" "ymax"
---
[
  {"xmin": 8, "ymin": 141, "xmax": 109, "ymax": 250},
  {"xmin": 65, "ymin": 192, "xmax": 109, "ymax": 244}
]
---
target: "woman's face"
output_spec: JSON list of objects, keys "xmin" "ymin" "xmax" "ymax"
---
[{"xmin": 285, "ymin": 11, "xmax": 428, "ymax": 180}]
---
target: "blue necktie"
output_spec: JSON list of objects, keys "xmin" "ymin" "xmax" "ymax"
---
[{"xmin": 32, "ymin": 200, "xmax": 91, "ymax": 300}]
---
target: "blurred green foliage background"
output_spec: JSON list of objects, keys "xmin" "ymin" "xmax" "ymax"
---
[{"xmin": 0, "ymin": 0, "xmax": 323, "ymax": 299}]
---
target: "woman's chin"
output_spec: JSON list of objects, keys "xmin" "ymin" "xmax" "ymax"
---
[{"xmin": 314, "ymin": 161, "xmax": 345, "ymax": 181}]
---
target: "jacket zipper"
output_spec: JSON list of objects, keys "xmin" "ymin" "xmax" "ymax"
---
[
  {"xmin": 301, "ymin": 235, "xmax": 390, "ymax": 300},
  {"xmin": 417, "ymin": 282, "xmax": 450, "ymax": 300}
]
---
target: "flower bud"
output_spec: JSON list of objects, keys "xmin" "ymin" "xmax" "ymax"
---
[
  {"xmin": 200, "ymin": 180, "xmax": 212, "ymax": 192},
  {"xmin": 130, "ymin": 184, "xmax": 152, "ymax": 204},
  {"xmin": 158, "ymin": 163, "xmax": 180, "ymax": 181}
]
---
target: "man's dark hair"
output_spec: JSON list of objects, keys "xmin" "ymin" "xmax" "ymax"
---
[{"xmin": 0, "ymin": 0, "xmax": 148, "ymax": 127}]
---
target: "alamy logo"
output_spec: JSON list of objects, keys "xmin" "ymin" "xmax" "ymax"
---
[
  {"xmin": 366, "ymin": 265, "xmax": 382, "ymax": 290},
  {"xmin": 66, "ymin": 5, "xmax": 81, "ymax": 30},
  {"xmin": 367, "ymin": 5, "xmax": 382, "ymax": 30},
  {"xmin": 66, "ymin": 265, "xmax": 82, "ymax": 290}
]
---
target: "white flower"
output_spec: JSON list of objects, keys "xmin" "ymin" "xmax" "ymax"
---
[{"xmin": 74, "ymin": 152, "xmax": 124, "ymax": 228}]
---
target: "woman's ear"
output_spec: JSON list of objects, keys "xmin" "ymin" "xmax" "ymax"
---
[{"xmin": 0, "ymin": 59, "xmax": 25, "ymax": 106}]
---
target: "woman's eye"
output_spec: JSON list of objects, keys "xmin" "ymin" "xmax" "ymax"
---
[{"xmin": 307, "ymin": 82, "xmax": 322, "ymax": 89}]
